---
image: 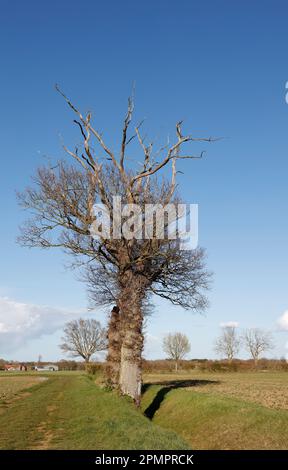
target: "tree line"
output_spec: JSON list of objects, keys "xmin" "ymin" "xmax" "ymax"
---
[
  {"xmin": 161, "ymin": 328, "xmax": 275, "ymax": 370},
  {"xmin": 57, "ymin": 323, "xmax": 276, "ymax": 373},
  {"xmin": 214, "ymin": 326, "xmax": 274, "ymax": 365}
]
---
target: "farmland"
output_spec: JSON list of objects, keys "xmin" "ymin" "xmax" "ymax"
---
[
  {"xmin": 0, "ymin": 376, "xmax": 45, "ymax": 403},
  {"xmin": 143, "ymin": 370, "xmax": 288, "ymax": 410},
  {"xmin": 142, "ymin": 371, "xmax": 288, "ymax": 449},
  {"xmin": 0, "ymin": 370, "xmax": 287, "ymax": 449}
]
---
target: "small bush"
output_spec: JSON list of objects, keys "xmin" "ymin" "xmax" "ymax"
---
[{"xmin": 85, "ymin": 362, "xmax": 103, "ymax": 375}]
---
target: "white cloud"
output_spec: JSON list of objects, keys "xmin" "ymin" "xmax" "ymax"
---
[
  {"xmin": 0, "ymin": 297, "xmax": 83, "ymax": 355},
  {"xmin": 143, "ymin": 333, "xmax": 162, "ymax": 358},
  {"xmin": 277, "ymin": 311, "xmax": 288, "ymax": 331},
  {"xmin": 220, "ymin": 321, "xmax": 239, "ymax": 328}
]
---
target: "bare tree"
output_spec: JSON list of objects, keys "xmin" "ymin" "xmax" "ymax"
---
[
  {"xmin": 60, "ymin": 318, "xmax": 107, "ymax": 362},
  {"xmin": 163, "ymin": 332, "xmax": 191, "ymax": 371},
  {"xmin": 37, "ymin": 354, "xmax": 42, "ymax": 366},
  {"xmin": 18, "ymin": 87, "xmax": 214, "ymax": 403},
  {"xmin": 214, "ymin": 326, "xmax": 240, "ymax": 363},
  {"xmin": 243, "ymin": 328, "xmax": 274, "ymax": 366}
]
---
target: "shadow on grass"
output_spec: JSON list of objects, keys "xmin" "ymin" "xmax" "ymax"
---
[{"xmin": 143, "ymin": 379, "xmax": 219, "ymax": 419}]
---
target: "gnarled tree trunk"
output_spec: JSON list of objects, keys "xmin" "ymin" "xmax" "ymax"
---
[
  {"xmin": 118, "ymin": 272, "xmax": 148, "ymax": 405},
  {"xmin": 105, "ymin": 306, "xmax": 122, "ymax": 388},
  {"xmin": 119, "ymin": 308, "xmax": 144, "ymax": 405}
]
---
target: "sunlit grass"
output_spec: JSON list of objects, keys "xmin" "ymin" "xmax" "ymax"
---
[{"xmin": 0, "ymin": 374, "xmax": 188, "ymax": 450}]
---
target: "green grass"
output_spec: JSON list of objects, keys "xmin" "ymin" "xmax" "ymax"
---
[
  {"xmin": 141, "ymin": 371, "xmax": 288, "ymax": 450},
  {"xmin": 1, "ymin": 370, "xmax": 287, "ymax": 449},
  {"xmin": 0, "ymin": 374, "xmax": 188, "ymax": 450}
]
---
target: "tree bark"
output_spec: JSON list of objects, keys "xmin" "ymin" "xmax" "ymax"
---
[
  {"xmin": 105, "ymin": 306, "xmax": 122, "ymax": 388},
  {"xmin": 119, "ymin": 308, "xmax": 144, "ymax": 405},
  {"xmin": 118, "ymin": 272, "xmax": 147, "ymax": 405}
]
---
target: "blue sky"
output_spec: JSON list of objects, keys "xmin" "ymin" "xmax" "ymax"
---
[{"xmin": 0, "ymin": 0, "xmax": 288, "ymax": 361}]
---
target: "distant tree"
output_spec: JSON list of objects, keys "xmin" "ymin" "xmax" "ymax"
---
[
  {"xmin": 37, "ymin": 354, "xmax": 42, "ymax": 365},
  {"xmin": 214, "ymin": 326, "xmax": 240, "ymax": 363},
  {"xmin": 163, "ymin": 332, "xmax": 191, "ymax": 371},
  {"xmin": 243, "ymin": 328, "xmax": 274, "ymax": 366},
  {"xmin": 60, "ymin": 318, "xmax": 107, "ymax": 363}
]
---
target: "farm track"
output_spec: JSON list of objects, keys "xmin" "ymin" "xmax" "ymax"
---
[
  {"xmin": 31, "ymin": 391, "xmax": 64, "ymax": 449},
  {"xmin": 0, "ymin": 376, "xmax": 72, "ymax": 449},
  {"xmin": 0, "ymin": 373, "xmax": 187, "ymax": 450}
]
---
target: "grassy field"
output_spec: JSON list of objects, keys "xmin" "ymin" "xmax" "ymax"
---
[
  {"xmin": 0, "ymin": 372, "xmax": 187, "ymax": 450},
  {"xmin": 0, "ymin": 376, "xmax": 46, "ymax": 402},
  {"xmin": 0, "ymin": 370, "xmax": 287, "ymax": 449},
  {"xmin": 142, "ymin": 371, "xmax": 288, "ymax": 449}
]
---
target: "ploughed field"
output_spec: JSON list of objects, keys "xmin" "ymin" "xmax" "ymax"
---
[
  {"xmin": 142, "ymin": 370, "xmax": 288, "ymax": 449},
  {"xmin": 0, "ymin": 370, "xmax": 287, "ymax": 449}
]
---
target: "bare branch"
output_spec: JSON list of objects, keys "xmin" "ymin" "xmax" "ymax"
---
[
  {"xmin": 130, "ymin": 121, "xmax": 215, "ymax": 188},
  {"xmin": 63, "ymin": 145, "xmax": 89, "ymax": 170},
  {"xmin": 120, "ymin": 96, "xmax": 134, "ymax": 169},
  {"xmin": 55, "ymin": 84, "xmax": 121, "ymax": 174}
]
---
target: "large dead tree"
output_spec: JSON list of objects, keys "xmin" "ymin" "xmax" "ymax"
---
[{"xmin": 18, "ymin": 87, "xmax": 213, "ymax": 403}]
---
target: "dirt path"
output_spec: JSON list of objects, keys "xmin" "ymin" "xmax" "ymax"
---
[
  {"xmin": 0, "ymin": 375, "xmax": 72, "ymax": 449},
  {"xmin": 32, "ymin": 392, "xmax": 64, "ymax": 450}
]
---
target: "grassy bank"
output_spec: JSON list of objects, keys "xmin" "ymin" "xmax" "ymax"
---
[
  {"xmin": 1, "ymin": 370, "xmax": 287, "ymax": 449},
  {"xmin": 142, "ymin": 371, "xmax": 288, "ymax": 449},
  {"xmin": 0, "ymin": 374, "xmax": 188, "ymax": 450}
]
